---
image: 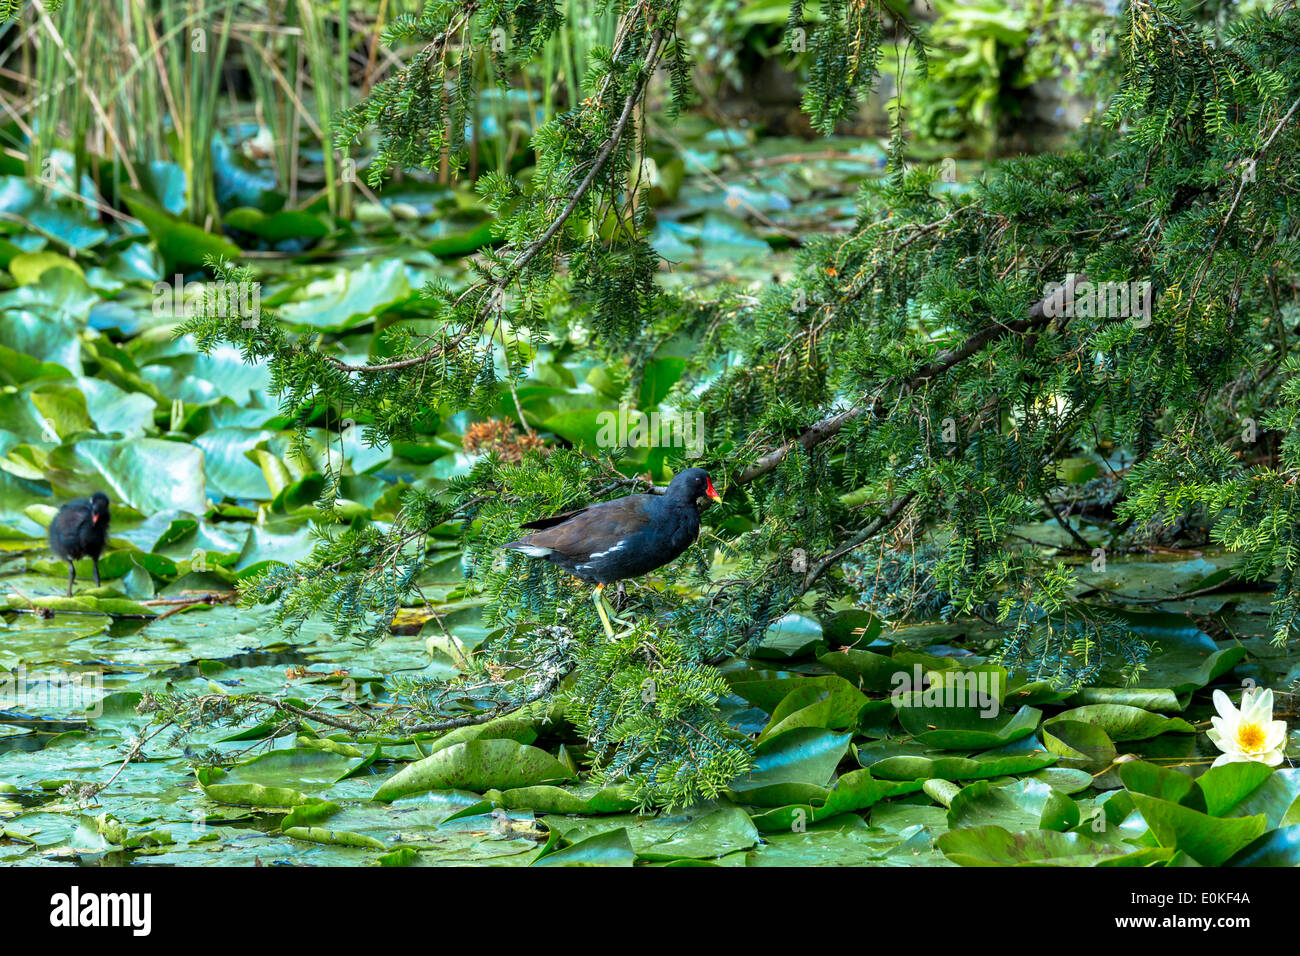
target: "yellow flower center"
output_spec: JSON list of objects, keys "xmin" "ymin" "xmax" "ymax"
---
[{"xmin": 1237, "ymin": 722, "xmax": 1268, "ymax": 754}]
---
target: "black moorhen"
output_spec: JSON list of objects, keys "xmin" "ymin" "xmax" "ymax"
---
[
  {"xmin": 504, "ymin": 467, "xmax": 722, "ymax": 635},
  {"xmin": 49, "ymin": 492, "xmax": 111, "ymax": 597}
]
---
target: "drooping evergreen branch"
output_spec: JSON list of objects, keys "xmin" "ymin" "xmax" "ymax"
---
[
  {"xmin": 134, "ymin": 668, "xmax": 568, "ymax": 748},
  {"xmin": 1188, "ymin": 92, "xmax": 1300, "ymax": 306},
  {"xmin": 321, "ymin": 24, "xmax": 669, "ymax": 379},
  {"xmin": 802, "ymin": 491, "xmax": 918, "ymax": 590},
  {"xmin": 736, "ymin": 273, "xmax": 1091, "ymax": 484},
  {"xmin": 506, "ymin": 25, "xmax": 666, "ymax": 276}
]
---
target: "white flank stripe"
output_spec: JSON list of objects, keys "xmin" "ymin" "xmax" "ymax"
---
[
  {"xmin": 512, "ymin": 545, "xmax": 553, "ymax": 557},
  {"xmin": 586, "ymin": 539, "xmax": 627, "ymax": 560}
]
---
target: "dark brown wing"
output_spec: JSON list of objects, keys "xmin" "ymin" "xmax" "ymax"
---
[
  {"xmin": 508, "ymin": 495, "xmax": 655, "ymax": 560},
  {"xmin": 519, "ymin": 506, "xmax": 591, "ymax": 531}
]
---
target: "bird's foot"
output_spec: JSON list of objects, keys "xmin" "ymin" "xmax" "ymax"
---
[
  {"xmin": 608, "ymin": 614, "xmax": 638, "ymax": 633},
  {"xmin": 593, "ymin": 586, "xmax": 637, "ymax": 638}
]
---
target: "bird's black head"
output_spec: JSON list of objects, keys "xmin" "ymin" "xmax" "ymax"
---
[
  {"xmin": 667, "ymin": 467, "xmax": 721, "ymax": 505},
  {"xmin": 90, "ymin": 492, "xmax": 110, "ymax": 527}
]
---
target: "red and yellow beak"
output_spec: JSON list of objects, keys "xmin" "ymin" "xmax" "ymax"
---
[{"xmin": 705, "ymin": 478, "xmax": 722, "ymax": 502}]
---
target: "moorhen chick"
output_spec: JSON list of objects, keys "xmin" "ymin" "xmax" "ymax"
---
[
  {"xmin": 49, "ymin": 492, "xmax": 111, "ymax": 596},
  {"xmin": 504, "ymin": 467, "xmax": 722, "ymax": 635}
]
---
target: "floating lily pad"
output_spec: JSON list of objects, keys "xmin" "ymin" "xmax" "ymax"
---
[
  {"xmin": 938, "ymin": 825, "xmax": 1175, "ymax": 867},
  {"xmin": 195, "ymin": 768, "xmax": 323, "ymax": 808},
  {"xmin": 947, "ymin": 779, "xmax": 1060, "ymax": 832},
  {"xmin": 1096, "ymin": 610, "xmax": 1247, "ymax": 693},
  {"xmin": 1128, "ymin": 793, "xmax": 1266, "ymax": 866},
  {"xmin": 494, "ymin": 782, "xmax": 637, "ymax": 814},
  {"xmin": 745, "ymin": 770, "xmax": 924, "ymax": 830},
  {"xmin": 372, "ymin": 740, "xmax": 575, "ymax": 802},
  {"xmin": 750, "ymin": 614, "xmax": 824, "ymax": 659},
  {"xmin": 728, "ymin": 728, "xmax": 851, "ymax": 795},
  {"xmin": 865, "ymin": 739, "xmax": 1058, "ymax": 782},
  {"xmin": 1044, "ymin": 704, "xmax": 1195, "ymax": 742},
  {"xmin": 816, "ymin": 646, "xmax": 902, "ymax": 690},
  {"xmin": 1224, "ymin": 824, "xmax": 1300, "ymax": 866},
  {"xmin": 751, "ymin": 814, "xmax": 947, "ymax": 867},
  {"xmin": 1041, "ymin": 719, "xmax": 1117, "ymax": 772},
  {"xmin": 121, "ymin": 189, "xmax": 240, "ymax": 273},
  {"xmin": 541, "ymin": 803, "xmax": 759, "ymax": 861},
  {"xmin": 277, "ymin": 259, "xmax": 411, "ymax": 331},
  {"xmin": 532, "ymin": 827, "xmax": 635, "ymax": 867},
  {"xmin": 759, "ymin": 676, "xmax": 869, "ymax": 739},
  {"xmin": 897, "ymin": 702, "xmax": 1040, "ymax": 751}
]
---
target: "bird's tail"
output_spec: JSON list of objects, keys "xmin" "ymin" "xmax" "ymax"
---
[{"xmin": 502, "ymin": 536, "xmax": 552, "ymax": 557}]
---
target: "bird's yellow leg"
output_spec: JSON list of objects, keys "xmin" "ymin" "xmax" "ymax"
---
[
  {"xmin": 592, "ymin": 584, "xmax": 616, "ymax": 638},
  {"xmin": 592, "ymin": 584, "xmax": 636, "ymax": 637}
]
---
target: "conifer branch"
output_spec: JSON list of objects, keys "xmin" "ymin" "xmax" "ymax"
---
[
  {"xmin": 323, "ymin": 26, "xmax": 668, "ymax": 378},
  {"xmin": 508, "ymin": 27, "xmax": 667, "ymax": 276},
  {"xmin": 802, "ymin": 491, "xmax": 918, "ymax": 590},
  {"xmin": 736, "ymin": 273, "xmax": 1090, "ymax": 484},
  {"xmin": 1189, "ymin": 93, "xmax": 1300, "ymax": 307}
]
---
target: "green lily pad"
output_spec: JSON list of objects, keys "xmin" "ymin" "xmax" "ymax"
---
[
  {"xmin": 497, "ymin": 783, "xmax": 638, "ymax": 814},
  {"xmin": 373, "ymin": 740, "xmax": 575, "ymax": 802},
  {"xmin": 759, "ymin": 676, "xmax": 869, "ymax": 739},
  {"xmin": 820, "ymin": 609, "xmax": 883, "ymax": 648},
  {"xmin": 277, "ymin": 259, "xmax": 411, "ymax": 331},
  {"xmin": 866, "ymin": 740, "xmax": 1058, "ymax": 781},
  {"xmin": 541, "ymin": 803, "xmax": 759, "ymax": 861},
  {"xmin": 1097, "ymin": 610, "xmax": 1247, "ymax": 693},
  {"xmin": 121, "ymin": 188, "xmax": 241, "ymax": 273},
  {"xmin": 728, "ymin": 728, "xmax": 851, "ymax": 795},
  {"xmin": 750, "ymin": 614, "xmax": 824, "ymax": 659},
  {"xmin": 214, "ymin": 747, "xmax": 366, "ymax": 792},
  {"xmin": 1194, "ymin": 761, "xmax": 1276, "ymax": 817},
  {"xmin": 1119, "ymin": 761, "xmax": 1204, "ymax": 809},
  {"xmin": 1041, "ymin": 719, "xmax": 1117, "ymax": 772},
  {"xmin": 742, "ymin": 768, "xmax": 923, "ymax": 828},
  {"xmin": 1045, "ymin": 704, "xmax": 1195, "ymax": 742},
  {"xmin": 1224, "ymin": 825, "xmax": 1300, "ymax": 866},
  {"xmin": 1066, "ymin": 687, "xmax": 1186, "ymax": 712},
  {"xmin": 419, "ymin": 714, "xmax": 541, "ymax": 756},
  {"xmin": 48, "ymin": 437, "xmax": 208, "ymax": 514},
  {"xmin": 726, "ymin": 670, "xmax": 816, "ymax": 713},
  {"xmin": 224, "ymin": 207, "xmax": 330, "ymax": 243},
  {"xmin": 1128, "ymin": 793, "xmax": 1266, "ymax": 866},
  {"xmin": 1231, "ymin": 768, "xmax": 1300, "ymax": 827},
  {"xmin": 947, "ymin": 778, "xmax": 1059, "ymax": 831},
  {"xmin": 1040, "ymin": 790, "xmax": 1082, "ymax": 832},
  {"xmin": 532, "ymin": 827, "xmax": 635, "ymax": 867},
  {"xmin": 282, "ymin": 826, "xmax": 387, "ymax": 850},
  {"xmin": 897, "ymin": 702, "xmax": 1040, "ymax": 750},
  {"xmin": 816, "ymin": 646, "xmax": 902, "ymax": 691},
  {"xmin": 752, "ymin": 813, "xmax": 947, "ymax": 867},
  {"xmin": 938, "ymin": 825, "xmax": 1176, "ymax": 867},
  {"xmin": 195, "ymin": 767, "xmax": 323, "ymax": 808}
]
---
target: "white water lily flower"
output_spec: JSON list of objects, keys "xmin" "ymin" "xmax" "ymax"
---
[{"xmin": 1207, "ymin": 686, "xmax": 1287, "ymax": 768}]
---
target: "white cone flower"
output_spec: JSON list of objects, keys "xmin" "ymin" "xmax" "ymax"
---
[{"xmin": 1207, "ymin": 686, "xmax": 1287, "ymax": 768}]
